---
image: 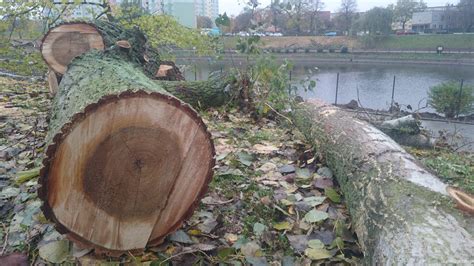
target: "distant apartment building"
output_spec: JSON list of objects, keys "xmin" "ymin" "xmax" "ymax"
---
[
  {"xmin": 113, "ymin": 0, "xmax": 207, "ymax": 28},
  {"xmin": 47, "ymin": 0, "xmax": 103, "ymax": 20},
  {"xmin": 195, "ymin": 0, "xmax": 219, "ymax": 22},
  {"xmin": 163, "ymin": 0, "xmax": 197, "ymax": 28},
  {"xmin": 111, "ymin": 0, "xmax": 163, "ymax": 13},
  {"xmin": 412, "ymin": 6, "xmax": 459, "ymax": 33}
]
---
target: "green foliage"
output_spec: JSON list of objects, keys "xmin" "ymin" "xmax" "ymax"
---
[
  {"xmin": 393, "ymin": 0, "xmax": 426, "ymax": 29},
  {"xmin": 428, "ymin": 81, "xmax": 474, "ymax": 118},
  {"xmin": 231, "ymin": 35, "xmax": 317, "ymax": 119},
  {"xmin": 215, "ymin": 12, "xmax": 230, "ymax": 28},
  {"xmin": 119, "ymin": 14, "xmax": 216, "ymax": 59},
  {"xmin": 0, "ymin": 43, "xmax": 47, "ymax": 76},
  {"xmin": 356, "ymin": 7, "xmax": 393, "ymax": 35},
  {"xmin": 116, "ymin": 0, "xmax": 149, "ymax": 23},
  {"xmin": 236, "ymin": 36, "xmax": 261, "ymax": 55},
  {"xmin": 408, "ymin": 148, "xmax": 474, "ymax": 194}
]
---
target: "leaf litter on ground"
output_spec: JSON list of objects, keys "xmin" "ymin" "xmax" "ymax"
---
[{"xmin": 0, "ymin": 77, "xmax": 362, "ymax": 264}]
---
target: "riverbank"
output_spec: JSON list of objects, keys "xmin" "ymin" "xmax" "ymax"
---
[
  {"xmin": 223, "ymin": 34, "xmax": 474, "ymax": 52},
  {"xmin": 177, "ymin": 52, "xmax": 474, "ymax": 67}
]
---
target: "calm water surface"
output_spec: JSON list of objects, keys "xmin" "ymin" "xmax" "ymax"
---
[{"xmin": 182, "ymin": 61, "xmax": 474, "ymax": 113}]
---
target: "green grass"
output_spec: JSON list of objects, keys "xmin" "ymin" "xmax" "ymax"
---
[
  {"xmin": 222, "ymin": 34, "xmax": 474, "ymax": 51},
  {"xmin": 408, "ymin": 148, "xmax": 474, "ymax": 194},
  {"xmin": 0, "ymin": 42, "xmax": 47, "ymax": 76},
  {"xmin": 373, "ymin": 34, "xmax": 474, "ymax": 50}
]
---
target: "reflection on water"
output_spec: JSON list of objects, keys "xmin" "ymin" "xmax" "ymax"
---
[{"xmin": 180, "ymin": 60, "xmax": 474, "ymax": 112}]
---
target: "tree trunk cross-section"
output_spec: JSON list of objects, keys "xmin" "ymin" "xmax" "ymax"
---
[
  {"xmin": 41, "ymin": 23, "xmax": 105, "ymax": 74},
  {"xmin": 39, "ymin": 51, "xmax": 215, "ymax": 255},
  {"xmin": 41, "ymin": 20, "xmax": 180, "ymax": 80},
  {"xmin": 291, "ymin": 100, "xmax": 474, "ymax": 264}
]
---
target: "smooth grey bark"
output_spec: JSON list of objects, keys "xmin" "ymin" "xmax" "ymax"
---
[{"xmin": 291, "ymin": 99, "xmax": 474, "ymax": 264}]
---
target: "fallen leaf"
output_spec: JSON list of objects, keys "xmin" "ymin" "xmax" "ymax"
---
[
  {"xmin": 295, "ymin": 168, "xmax": 311, "ymax": 179},
  {"xmin": 253, "ymin": 223, "xmax": 266, "ymax": 236},
  {"xmin": 258, "ymin": 162, "xmax": 277, "ymax": 172},
  {"xmin": 325, "ymin": 188, "xmax": 341, "ymax": 203},
  {"xmin": 169, "ymin": 230, "xmax": 194, "ymax": 244},
  {"xmin": 253, "ymin": 144, "xmax": 278, "ymax": 154},
  {"xmin": 313, "ymin": 178, "xmax": 334, "ymax": 189},
  {"xmin": 218, "ymin": 247, "xmax": 235, "ymax": 260},
  {"xmin": 273, "ymin": 221, "xmax": 292, "ymax": 231},
  {"xmin": 303, "ymin": 196, "xmax": 326, "ymax": 207},
  {"xmin": 237, "ymin": 152, "xmax": 254, "ymax": 166},
  {"xmin": 224, "ymin": 233, "xmax": 239, "ymax": 244},
  {"xmin": 0, "ymin": 187, "xmax": 20, "ymax": 200},
  {"xmin": 38, "ymin": 240, "xmax": 70, "ymax": 263},
  {"xmin": 240, "ymin": 241, "xmax": 262, "ymax": 257},
  {"xmin": 245, "ymin": 256, "xmax": 268, "ymax": 265},
  {"xmin": 286, "ymin": 235, "xmax": 308, "ymax": 253},
  {"xmin": 191, "ymin": 243, "xmax": 217, "ymax": 251},
  {"xmin": 304, "ymin": 248, "xmax": 332, "ymax": 260},
  {"xmin": 198, "ymin": 217, "xmax": 218, "ymax": 234},
  {"xmin": 304, "ymin": 210, "xmax": 329, "ymax": 223},
  {"xmin": 316, "ymin": 167, "xmax": 333, "ymax": 178},
  {"xmin": 307, "ymin": 239, "xmax": 325, "ymax": 249},
  {"xmin": 279, "ymin": 165, "xmax": 296, "ymax": 174},
  {"xmin": 0, "ymin": 253, "xmax": 28, "ymax": 266}
]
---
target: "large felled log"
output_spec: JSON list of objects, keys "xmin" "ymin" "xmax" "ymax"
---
[
  {"xmin": 291, "ymin": 99, "xmax": 474, "ymax": 264},
  {"xmin": 41, "ymin": 20, "xmax": 182, "ymax": 80},
  {"xmin": 39, "ymin": 50, "xmax": 215, "ymax": 255}
]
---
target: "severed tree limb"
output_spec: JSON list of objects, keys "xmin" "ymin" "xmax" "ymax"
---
[{"xmin": 291, "ymin": 99, "xmax": 474, "ymax": 264}]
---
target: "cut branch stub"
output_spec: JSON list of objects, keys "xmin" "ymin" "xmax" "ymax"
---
[
  {"xmin": 116, "ymin": 40, "xmax": 131, "ymax": 49},
  {"xmin": 39, "ymin": 51, "xmax": 215, "ymax": 254},
  {"xmin": 41, "ymin": 23, "xmax": 105, "ymax": 74}
]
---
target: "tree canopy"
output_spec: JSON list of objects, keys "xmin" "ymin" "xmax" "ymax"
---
[
  {"xmin": 393, "ymin": 0, "xmax": 426, "ymax": 30},
  {"xmin": 357, "ymin": 7, "xmax": 394, "ymax": 35}
]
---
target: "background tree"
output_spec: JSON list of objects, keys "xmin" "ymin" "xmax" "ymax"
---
[
  {"xmin": 306, "ymin": 0, "xmax": 325, "ymax": 35},
  {"xmin": 358, "ymin": 7, "xmax": 394, "ymax": 35},
  {"xmin": 119, "ymin": 14, "xmax": 215, "ymax": 58},
  {"xmin": 428, "ymin": 81, "xmax": 474, "ymax": 118},
  {"xmin": 215, "ymin": 13, "xmax": 230, "ymax": 28},
  {"xmin": 197, "ymin": 16, "xmax": 213, "ymax": 28},
  {"xmin": 233, "ymin": 10, "xmax": 254, "ymax": 32},
  {"xmin": 337, "ymin": 0, "xmax": 357, "ymax": 35},
  {"xmin": 458, "ymin": 0, "xmax": 474, "ymax": 32},
  {"xmin": 393, "ymin": 0, "xmax": 426, "ymax": 30},
  {"xmin": 117, "ymin": 0, "xmax": 148, "ymax": 23},
  {"xmin": 274, "ymin": 0, "xmax": 310, "ymax": 35}
]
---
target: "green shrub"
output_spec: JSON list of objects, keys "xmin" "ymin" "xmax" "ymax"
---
[{"xmin": 428, "ymin": 81, "xmax": 474, "ymax": 118}]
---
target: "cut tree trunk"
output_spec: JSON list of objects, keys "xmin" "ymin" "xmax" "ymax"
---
[
  {"xmin": 39, "ymin": 51, "xmax": 215, "ymax": 255},
  {"xmin": 291, "ymin": 100, "xmax": 474, "ymax": 264},
  {"xmin": 41, "ymin": 20, "xmax": 182, "ymax": 80}
]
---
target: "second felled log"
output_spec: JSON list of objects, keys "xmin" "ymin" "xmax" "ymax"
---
[
  {"xmin": 41, "ymin": 20, "xmax": 183, "ymax": 80},
  {"xmin": 39, "ymin": 50, "xmax": 215, "ymax": 255}
]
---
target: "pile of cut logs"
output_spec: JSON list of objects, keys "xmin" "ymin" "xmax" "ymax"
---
[{"xmin": 38, "ymin": 20, "xmax": 473, "ymax": 262}]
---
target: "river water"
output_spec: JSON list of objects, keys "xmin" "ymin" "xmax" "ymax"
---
[{"xmin": 180, "ymin": 61, "xmax": 474, "ymax": 113}]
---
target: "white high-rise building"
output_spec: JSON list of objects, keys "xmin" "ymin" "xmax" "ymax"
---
[
  {"xmin": 46, "ymin": 0, "xmax": 103, "ymax": 20},
  {"xmin": 195, "ymin": 0, "xmax": 219, "ymax": 21}
]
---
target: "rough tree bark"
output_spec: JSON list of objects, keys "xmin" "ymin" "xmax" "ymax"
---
[
  {"xmin": 39, "ymin": 50, "xmax": 215, "ymax": 255},
  {"xmin": 291, "ymin": 100, "xmax": 474, "ymax": 264}
]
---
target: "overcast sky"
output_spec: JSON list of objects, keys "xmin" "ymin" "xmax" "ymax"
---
[{"xmin": 219, "ymin": 0, "xmax": 455, "ymax": 16}]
